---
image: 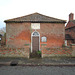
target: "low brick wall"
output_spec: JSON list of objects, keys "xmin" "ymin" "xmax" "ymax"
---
[
  {"xmin": 71, "ymin": 44, "xmax": 75, "ymax": 57},
  {"xmin": 0, "ymin": 46, "xmax": 30, "ymax": 58},
  {"xmin": 41, "ymin": 45, "xmax": 73, "ymax": 58}
]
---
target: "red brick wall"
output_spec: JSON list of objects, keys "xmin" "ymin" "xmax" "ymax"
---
[
  {"xmin": 0, "ymin": 46, "xmax": 30, "ymax": 58},
  {"xmin": 6, "ymin": 22, "xmax": 65, "ymax": 49},
  {"xmin": 6, "ymin": 23, "xmax": 31, "ymax": 48},
  {"xmin": 41, "ymin": 46, "xmax": 72, "ymax": 58},
  {"xmin": 65, "ymin": 22, "xmax": 75, "ymax": 45},
  {"xmin": 65, "ymin": 27, "xmax": 75, "ymax": 39},
  {"xmin": 69, "ymin": 13, "xmax": 74, "ymax": 21},
  {"xmin": 72, "ymin": 44, "xmax": 75, "ymax": 57},
  {"xmin": 39, "ymin": 23, "xmax": 65, "ymax": 48}
]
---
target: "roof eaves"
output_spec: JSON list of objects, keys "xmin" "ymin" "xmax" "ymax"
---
[
  {"xmin": 4, "ymin": 20, "xmax": 66, "ymax": 23},
  {"xmin": 4, "ymin": 13, "xmax": 66, "ymax": 23}
]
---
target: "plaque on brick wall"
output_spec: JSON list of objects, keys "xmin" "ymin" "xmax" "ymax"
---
[
  {"xmin": 41, "ymin": 36, "xmax": 47, "ymax": 42},
  {"xmin": 31, "ymin": 23, "xmax": 40, "ymax": 29}
]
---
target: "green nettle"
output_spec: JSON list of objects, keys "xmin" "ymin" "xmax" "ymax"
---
[{"xmin": 37, "ymin": 51, "xmax": 41, "ymax": 54}]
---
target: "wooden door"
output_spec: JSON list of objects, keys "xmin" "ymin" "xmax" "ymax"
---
[{"xmin": 32, "ymin": 36, "xmax": 39, "ymax": 52}]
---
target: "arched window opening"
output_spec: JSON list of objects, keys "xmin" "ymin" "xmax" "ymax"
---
[{"xmin": 32, "ymin": 31, "xmax": 39, "ymax": 36}]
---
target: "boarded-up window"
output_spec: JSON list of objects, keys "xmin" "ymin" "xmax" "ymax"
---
[{"xmin": 41, "ymin": 36, "xmax": 47, "ymax": 42}]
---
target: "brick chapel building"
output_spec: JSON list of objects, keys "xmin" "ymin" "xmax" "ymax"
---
[
  {"xmin": 65, "ymin": 13, "xmax": 75, "ymax": 46},
  {"xmin": 4, "ymin": 13, "xmax": 66, "ymax": 53}
]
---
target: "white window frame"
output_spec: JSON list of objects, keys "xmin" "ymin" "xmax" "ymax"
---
[{"xmin": 41, "ymin": 36, "xmax": 47, "ymax": 42}]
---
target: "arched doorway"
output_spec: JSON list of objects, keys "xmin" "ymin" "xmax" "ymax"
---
[{"xmin": 31, "ymin": 31, "xmax": 40, "ymax": 53}]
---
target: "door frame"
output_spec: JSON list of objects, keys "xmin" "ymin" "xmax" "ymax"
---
[{"xmin": 31, "ymin": 31, "xmax": 40, "ymax": 53}]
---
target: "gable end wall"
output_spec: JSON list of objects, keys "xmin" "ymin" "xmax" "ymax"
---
[{"xmin": 6, "ymin": 23, "xmax": 65, "ymax": 48}]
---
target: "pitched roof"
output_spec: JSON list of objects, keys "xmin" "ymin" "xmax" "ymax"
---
[
  {"xmin": 65, "ymin": 20, "xmax": 75, "ymax": 29},
  {"xmin": 71, "ymin": 20, "xmax": 75, "ymax": 24},
  {"xmin": 4, "ymin": 12, "xmax": 66, "ymax": 23}
]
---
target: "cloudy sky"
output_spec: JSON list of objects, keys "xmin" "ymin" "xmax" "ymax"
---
[{"xmin": 0, "ymin": 0, "xmax": 75, "ymax": 28}]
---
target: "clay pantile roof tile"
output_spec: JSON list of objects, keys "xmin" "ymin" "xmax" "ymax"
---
[
  {"xmin": 4, "ymin": 12, "xmax": 66, "ymax": 23},
  {"xmin": 71, "ymin": 20, "xmax": 75, "ymax": 24},
  {"xmin": 65, "ymin": 20, "xmax": 75, "ymax": 29}
]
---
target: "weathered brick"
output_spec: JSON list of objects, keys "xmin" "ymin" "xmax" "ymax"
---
[{"xmin": 6, "ymin": 23, "xmax": 65, "ymax": 49}]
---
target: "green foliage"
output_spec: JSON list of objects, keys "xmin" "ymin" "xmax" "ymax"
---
[
  {"xmin": 37, "ymin": 51, "xmax": 41, "ymax": 54},
  {"xmin": 62, "ymin": 44, "xmax": 66, "ymax": 47}
]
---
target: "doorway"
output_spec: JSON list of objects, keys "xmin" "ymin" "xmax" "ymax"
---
[{"xmin": 31, "ymin": 31, "xmax": 40, "ymax": 53}]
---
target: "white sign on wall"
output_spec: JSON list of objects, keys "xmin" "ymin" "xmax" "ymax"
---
[{"xmin": 31, "ymin": 23, "xmax": 40, "ymax": 29}]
